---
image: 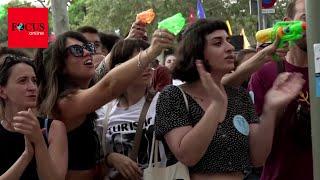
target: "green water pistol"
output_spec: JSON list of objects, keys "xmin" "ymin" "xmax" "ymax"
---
[{"xmin": 256, "ymin": 21, "xmax": 307, "ymax": 48}]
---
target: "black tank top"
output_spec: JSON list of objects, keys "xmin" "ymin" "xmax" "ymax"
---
[
  {"xmin": 67, "ymin": 115, "xmax": 100, "ymax": 170},
  {"xmin": 0, "ymin": 117, "xmax": 52, "ymax": 180}
]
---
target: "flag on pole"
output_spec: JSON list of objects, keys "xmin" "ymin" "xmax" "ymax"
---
[
  {"xmin": 226, "ymin": 20, "xmax": 233, "ymax": 35},
  {"xmin": 197, "ymin": 0, "xmax": 206, "ymax": 19},
  {"xmin": 240, "ymin": 28, "xmax": 251, "ymax": 49}
]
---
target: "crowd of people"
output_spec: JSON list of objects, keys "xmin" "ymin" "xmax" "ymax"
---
[{"xmin": 0, "ymin": 0, "xmax": 313, "ymax": 179}]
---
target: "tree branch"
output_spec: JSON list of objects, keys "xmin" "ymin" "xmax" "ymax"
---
[{"xmin": 35, "ymin": 0, "xmax": 47, "ymax": 8}]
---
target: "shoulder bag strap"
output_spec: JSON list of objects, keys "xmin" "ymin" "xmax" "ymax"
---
[
  {"xmin": 129, "ymin": 90, "xmax": 156, "ymax": 161},
  {"xmin": 148, "ymin": 86, "xmax": 189, "ymax": 167},
  {"xmin": 176, "ymin": 86, "xmax": 189, "ymax": 112}
]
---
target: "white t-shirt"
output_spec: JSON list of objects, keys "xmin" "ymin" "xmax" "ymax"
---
[
  {"xmin": 172, "ymin": 79, "xmax": 184, "ymax": 86},
  {"xmin": 97, "ymin": 93, "xmax": 164, "ymax": 170}
]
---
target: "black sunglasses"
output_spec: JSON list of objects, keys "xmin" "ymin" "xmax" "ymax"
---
[
  {"xmin": 0, "ymin": 55, "xmax": 34, "ymax": 74},
  {"xmin": 66, "ymin": 43, "xmax": 96, "ymax": 57},
  {"xmin": 1, "ymin": 55, "xmax": 33, "ymax": 66}
]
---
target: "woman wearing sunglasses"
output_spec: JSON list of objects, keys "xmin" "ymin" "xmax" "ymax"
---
[
  {"xmin": 0, "ymin": 54, "xmax": 68, "ymax": 180},
  {"xmin": 37, "ymin": 30, "xmax": 174, "ymax": 180}
]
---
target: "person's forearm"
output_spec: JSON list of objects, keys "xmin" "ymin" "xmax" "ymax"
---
[
  {"xmin": 98, "ymin": 49, "xmax": 157, "ymax": 101},
  {"xmin": 249, "ymin": 106, "xmax": 278, "ymax": 166},
  {"xmin": 223, "ymin": 50, "xmax": 269, "ymax": 86},
  {"xmin": 175, "ymin": 102, "xmax": 227, "ymax": 166},
  {"xmin": 239, "ymin": 50, "xmax": 270, "ymax": 73},
  {"xmin": 95, "ymin": 53, "xmax": 111, "ymax": 81},
  {"xmin": 0, "ymin": 153, "xmax": 32, "ymax": 180},
  {"xmin": 34, "ymin": 139, "xmax": 64, "ymax": 180}
]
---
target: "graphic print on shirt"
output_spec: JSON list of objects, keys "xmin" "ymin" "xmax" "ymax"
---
[
  {"xmin": 105, "ymin": 94, "xmax": 159, "ymax": 169},
  {"xmin": 107, "ymin": 118, "xmax": 154, "ymax": 167}
]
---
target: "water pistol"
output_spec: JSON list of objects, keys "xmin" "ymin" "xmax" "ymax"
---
[
  {"xmin": 158, "ymin": 13, "xmax": 186, "ymax": 35},
  {"xmin": 136, "ymin": 9, "xmax": 155, "ymax": 24},
  {"xmin": 256, "ymin": 21, "xmax": 307, "ymax": 48}
]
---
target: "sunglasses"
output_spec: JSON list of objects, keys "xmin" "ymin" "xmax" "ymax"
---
[
  {"xmin": 0, "ymin": 55, "xmax": 34, "ymax": 73},
  {"xmin": 1, "ymin": 55, "xmax": 32, "ymax": 66},
  {"xmin": 66, "ymin": 43, "xmax": 96, "ymax": 57}
]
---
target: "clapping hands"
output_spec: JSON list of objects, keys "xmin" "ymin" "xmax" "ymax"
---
[{"xmin": 264, "ymin": 72, "xmax": 305, "ymax": 111}]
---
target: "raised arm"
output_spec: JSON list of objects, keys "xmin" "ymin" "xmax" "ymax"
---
[
  {"xmin": 58, "ymin": 29, "xmax": 175, "ymax": 125},
  {"xmin": 95, "ymin": 53, "xmax": 111, "ymax": 82},
  {"xmin": 95, "ymin": 20, "xmax": 147, "ymax": 82},
  {"xmin": 222, "ymin": 36, "xmax": 287, "ymax": 87}
]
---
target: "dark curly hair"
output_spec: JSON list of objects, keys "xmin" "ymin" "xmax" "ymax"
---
[{"xmin": 173, "ymin": 19, "xmax": 229, "ymax": 83}]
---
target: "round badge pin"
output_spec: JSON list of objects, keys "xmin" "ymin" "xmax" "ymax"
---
[{"xmin": 233, "ymin": 115, "xmax": 249, "ymax": 136}]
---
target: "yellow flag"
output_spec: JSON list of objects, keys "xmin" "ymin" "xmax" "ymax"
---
[
  {"xmin": 240, "ymin": 28, "xmax": 251, "ymax": 49},
  {"xmin": 226, "ymin": 20, "xmax": 232, "ymax": 35}
]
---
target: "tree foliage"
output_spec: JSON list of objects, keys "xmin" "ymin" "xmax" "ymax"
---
[
  {"xmin": 0, "ymin": 1, "xmax": 33, "ymax": 42},
  {"xmin": 0, "ymin": 0, "xmax": 55, "ymax": 43},
  {"xmin": 71, "ymin": 0, "xmax": 192, "ymax": 36},
  {"xmin": 69, "ymin": 0, "xmax": 290, "ymax": 44},
  {"xmin": 0, "ymin": 0, "xmax": 290, "ymax": 44},
  {"xmin": 68, "ymin": 0, "xmax": 86, "ymax": 30}
]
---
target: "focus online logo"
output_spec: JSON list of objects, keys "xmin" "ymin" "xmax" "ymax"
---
[
  {"xmin": 16, "ymin": 23, "xmax": 24, "ymax": 31},
  {"xmin": 8, "ymin": 8, "xmax": 48, "ymax": 48},
  {"xmin": 12, "ymin": 22, "xmax": 46, "ymax": 35}
]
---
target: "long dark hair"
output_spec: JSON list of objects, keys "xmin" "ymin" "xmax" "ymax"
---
[{"xmin": 36, "ymin": 31, "xmax": 91, "ymax": 117}]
